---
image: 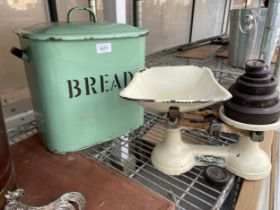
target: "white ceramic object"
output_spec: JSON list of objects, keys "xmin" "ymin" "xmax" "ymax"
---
[
  {"xmin": 120, "ymin": 66, "xmax": 232, "ymax": 112},
  {"xmin": 151, "ymin": 107, "xmax": 280, "ymax": 180},
  {"xmin": 151, "ymin": 127, "xmax": 272, "ymax": 180}
]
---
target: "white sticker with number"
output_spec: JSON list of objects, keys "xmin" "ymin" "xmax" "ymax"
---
[{"xmin": 96, "ymin": 43, "xmax": 112, "ymax": 54}]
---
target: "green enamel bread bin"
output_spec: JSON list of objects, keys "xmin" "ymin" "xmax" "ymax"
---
[{"xmin": 11, "ymin": 7, "xmax": 149, "ymax": 153}]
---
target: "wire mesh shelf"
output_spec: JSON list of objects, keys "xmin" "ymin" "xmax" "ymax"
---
[
  {"xmin": 7, "ymin": 121, "xmax": 38, "ymax": 145},
  {"xmin": 84, "ymin": 112, "xmax": 238, "ymax": 210}
]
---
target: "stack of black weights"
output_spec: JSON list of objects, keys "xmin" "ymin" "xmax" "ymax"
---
[{"xmin": 224, "ymin": 59, "xmax": 280, "ymax": 125}]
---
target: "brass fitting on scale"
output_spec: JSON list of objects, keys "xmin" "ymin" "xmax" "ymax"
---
[
  {"xmin": 250, "ymin": 131, "xmax": 264, "ymax": 142},
  {"xmin": 166, "ymin": 106, "xmax": 180, "ymax": 129}
]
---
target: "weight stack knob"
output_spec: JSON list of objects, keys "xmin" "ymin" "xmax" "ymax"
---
[{"xmin": 224, "ymin": 59, "xmax": 280, "ymax": 125}]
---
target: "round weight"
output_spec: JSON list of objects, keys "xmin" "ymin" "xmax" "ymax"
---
[
  {"xmin": 245, "ymin": 68, "xmax": 271, "ymax": 78},
  {"xmin": 245, "ymin": 59, "xmax": 267, "ymax": 72},
  {"xmin": 240, "ymin": 74, "xmax": 272, "ymax": 84},
  {"xmin": 235, "ymin": 77, "xmax": 277, "ymax": 95},
  {"xmin": 224, "ymin": 100, "xmax": 280, "ymax": 124},
  {"xmin": 229, "ymin": 85, "xmax": 279, "ymax": 108},
  {"xmin": 204, "ymin": 165, "xmax": 231, "ymax": 188}
]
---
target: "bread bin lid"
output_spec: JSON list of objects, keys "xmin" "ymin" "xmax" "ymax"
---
[
  {"xmin": 15, "ymin": 22, "xmax": 149, "ymax": 41},
  {"xmin": 15, "ymin": 6, "xmax": 148, "ymax": 41}
]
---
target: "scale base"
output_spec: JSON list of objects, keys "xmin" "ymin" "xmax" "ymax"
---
[{"xmin": 151, "ymin": 128, "xmax": 271, "ymax": 180}]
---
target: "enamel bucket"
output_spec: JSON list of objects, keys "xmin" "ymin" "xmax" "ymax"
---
[{"xmin": 229, "ymin": 8, "xmax": 267, "ymax": 68}]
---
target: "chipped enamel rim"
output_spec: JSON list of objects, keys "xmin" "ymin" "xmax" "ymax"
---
[{"xmin": 120, "ymin": 66, "xmax": 232, "ymax": 104}]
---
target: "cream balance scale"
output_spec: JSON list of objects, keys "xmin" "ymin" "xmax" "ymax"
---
[{"xmin": 120, "ymin": 60, "xmax": 280, "ymax": 180}]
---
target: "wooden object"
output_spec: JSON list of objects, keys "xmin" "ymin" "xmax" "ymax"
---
[
  {"xmin": 176, "ymin": 44, "xmax": 222, "ymax": 60},
  {"xmin": 10, "ymin": 135, "xmax": 175, "ymax": 210},
  {"xmin": 269, "ymin": 132, "xmax": 278, "ymax": 210},
  {"xmin": 142, "ymin": 106, "xmax": 247, "ymax": 144},
  {"xmin": 215, "ymin": 50, "xmax": 229, "ymax": 59},
  {"xmin": 235, "ymin": 131, "xmax": 275, "ymax": 210}
]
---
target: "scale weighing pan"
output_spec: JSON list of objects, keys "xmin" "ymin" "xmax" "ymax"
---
[{"xmin": 120, "ymin": 66, "xmax": 232, "ymax": 112}]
